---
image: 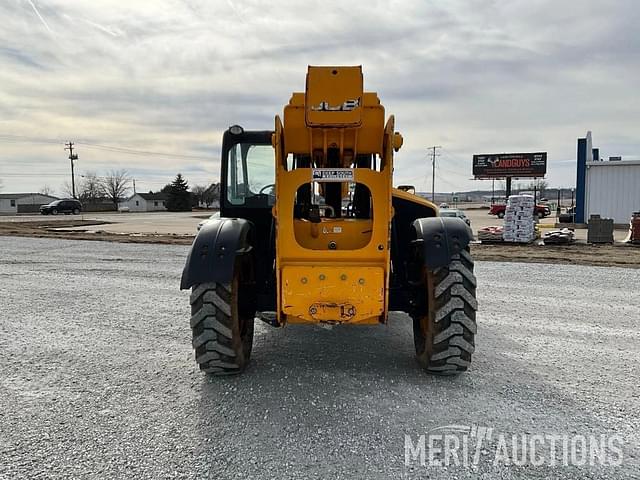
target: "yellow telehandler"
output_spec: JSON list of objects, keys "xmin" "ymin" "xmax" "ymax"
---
[{"xmin": 181, "ymin": 66, "xmax": 477, "ymax": 375}]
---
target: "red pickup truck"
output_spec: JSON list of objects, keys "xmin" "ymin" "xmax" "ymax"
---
[{"xmin": 489, "ymin": 204, "xmax": 551, "ymax": 219}]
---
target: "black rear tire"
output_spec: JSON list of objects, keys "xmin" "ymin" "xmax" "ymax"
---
[
  {"xmin": 52, "ymin": 209, "xmax": 58, "ymax": 215},
  {"xmin": 412, "ymin": 249, "xmax": 478, "ymax": 375},
  {"xmin": 497, "ymin": 211, "xmax": 505, "ymax": 219},
  {"xmin": 189, "ymin": 266, "xmax": 255, "ymax": 375},
  {"xmin": 73, "ymin": 208, "xmax": 80, "ymax": 215}
]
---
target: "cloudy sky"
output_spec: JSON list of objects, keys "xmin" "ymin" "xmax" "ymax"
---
[{"xmin": 1, "ymin": 0, "xmax": 638, "ymax": 195}]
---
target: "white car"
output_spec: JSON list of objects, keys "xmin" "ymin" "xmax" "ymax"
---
[{"xmin": 197, "ymin": 212, "xmax": 220, "ymax": 231}]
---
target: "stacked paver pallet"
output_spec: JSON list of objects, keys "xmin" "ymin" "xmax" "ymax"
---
[
  {"xmin": 503, "ymin": 195, "xmax": 535, "ymax": 243},
  {"xmin": 587, "ymin": 215, "xmax": 614, "ymax": 244}
]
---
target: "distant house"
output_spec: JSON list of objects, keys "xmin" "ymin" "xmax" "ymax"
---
[
  {"xmin": 123, "ymin": 192, "xmax": 168, "ymax": 212},
  {"xmin": 0, "ymin": 193, "xmax": 59, "ymax": 214},
  {"xmin": 83, "ymin": 197, "xmax": 118, "ymax": 212},
  {"xmin": 197, "ymin": 198, "xmax": 220, "ymax": 209}
]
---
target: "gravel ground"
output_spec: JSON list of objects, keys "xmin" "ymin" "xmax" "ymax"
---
[{"xmin": 1, "ymin": 236, "xmax": 639, "ymax": 479}]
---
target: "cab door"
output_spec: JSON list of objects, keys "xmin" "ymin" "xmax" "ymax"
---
[{"xmin": 219, "ymin": 128, "xmax": 276, "ymax": 311}]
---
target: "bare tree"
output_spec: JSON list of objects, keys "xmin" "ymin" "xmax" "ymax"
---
[
  {"xmin": 526, "ymin": 179, "xmax": 549, "ymax": 197},
  {"xmin": 78, "ymin": 172, "xmax": 104, "ymax": 204},
  {"xmin": 203, "ymin": 183, "xmax": 220, "ymax": 207},
  {"xmin": 60, "ymin": 181, "xmax": 75, "ymax": 198},
  {"xmin": 191, "ymin": 184, "xmax": 208, "ymax": 207},
  {"xmin": 39, "ymin": 185, "xmax": 54, "ymax": 196},
  {"xmin": 101, "ymin": 169, "xmax": 131, "ymax": 209}
]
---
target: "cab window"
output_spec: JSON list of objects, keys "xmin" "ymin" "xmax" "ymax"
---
[{"xmin": 226, "ymin": 143, "xmax": 275, "ymax": 207}]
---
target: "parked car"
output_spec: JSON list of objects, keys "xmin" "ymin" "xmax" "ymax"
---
[
  {"xmin": 197, "ymin": 211, "xmax": 220, "ymax": 231},
  {"xmin": 439, "ymin": 208, "xmax": 471, "ymax": 226},
  {"xmin": 40, "ymin": 199, "xmax": 82, "ymax": 215},
  {"xmin": 439, "ymin": 202, "xmax": 449, "ymax": 209},
  {"xmin": 489, "ymin": 203, "xmax": 551, "ymax": 219},
  {"xmin": 440, "ymin": 209, "xmax": 473, "ymax": 238}
]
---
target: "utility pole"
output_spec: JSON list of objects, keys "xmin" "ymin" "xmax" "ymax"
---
[
  {"xmin": 64, "ymin": 142, "xmax": 78, "ymax": 198},
  {"xmin": 133, "ymin": 179, "xmax": 136, "ymax": 194},
  {"xmin": 429, "ymin": 146, "xmax": 441, "ymax": 202}
]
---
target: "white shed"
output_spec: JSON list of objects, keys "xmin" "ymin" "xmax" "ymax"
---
[
  {"xmin": 123, "ymin": 193, "xmax": 168, "ymax": 212},
  {"xmin": 0, "ymin": 193, "xmax": 59, "ymax": 214},
  {"xmin": 585, "ymin": 160, "xmax": 640, "ymax": 223}
]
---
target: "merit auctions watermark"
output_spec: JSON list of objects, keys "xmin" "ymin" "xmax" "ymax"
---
[{"xmin": 405, "ymin": 425, "xmax": 624, "ymax": 468}]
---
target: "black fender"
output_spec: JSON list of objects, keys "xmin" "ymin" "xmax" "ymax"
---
[
  {"xmin": 180, "ymin": 218, "xmax": 253, "ymax": 290},
  {"xmin": 412, "ymin": 217, "xmax": 472, "ymax": 270}
]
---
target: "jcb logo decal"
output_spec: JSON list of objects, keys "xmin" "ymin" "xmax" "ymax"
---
[{"xmin": 311, "ymin": 98, "xmax": 360, "ymax": 112}]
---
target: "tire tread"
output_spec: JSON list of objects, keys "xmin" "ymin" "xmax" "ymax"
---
[
  {"xmin": 189, "ymin": 281, "xmax": 252, "ymax": 375},
  {"xmin": 413, "ymin": 251, "xmax": 478, "ymax": 375}
]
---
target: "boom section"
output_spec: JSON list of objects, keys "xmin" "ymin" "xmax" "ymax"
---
[{"xmin": 272, "ymin": 66, "xmax": 402, "ymax": 325}]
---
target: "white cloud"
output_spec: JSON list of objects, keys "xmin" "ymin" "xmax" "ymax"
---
[{"xmin": 1, "ymin": 0, "xmax": 638, "ymax": 194}]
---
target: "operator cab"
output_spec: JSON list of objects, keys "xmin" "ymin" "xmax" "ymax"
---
[
  {"xmin": 220, "ymin": 125, "xmax": 277, "ymax": 311},
  {"xmin": 223, "ymin": 126, "xmax": 276, "ymax": 210}
]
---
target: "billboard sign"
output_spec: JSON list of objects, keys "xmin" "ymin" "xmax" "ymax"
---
[{"xmin": 473, "ymin": 152, "xmax": 547, "ymax": 178}]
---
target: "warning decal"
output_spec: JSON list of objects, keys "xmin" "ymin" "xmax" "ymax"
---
[{"xmin": 311, "ymin": 168, "xmax": 354, "ymax": 182}]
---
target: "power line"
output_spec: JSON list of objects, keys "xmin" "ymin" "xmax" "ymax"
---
[
  {"xmin": 439, "ymin": 147, "xmax": 469, "ymax": 163},
  {"xmin": 0, "ymin": 134, "xmax": 61, "ymax": 145},
  {"xmin": 76, "ymin": 142, "xmax": 214, "ymax": 160},
  {"xmin": 437, "ymin": 164, "xmax": 469, "ymax": 177},
  {"xmin": 0, "ymin": 134, "xmax": 215, "ymax": 161},
  {"xmin": 0, "ymin": 173, "xmax": 71, "ymax": 176},
  {"xmin": 435, "ymin": 169, "xmax": 461, "ymax": 191}
]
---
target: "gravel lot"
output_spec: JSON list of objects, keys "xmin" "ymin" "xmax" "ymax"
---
[
  {"xmin": 1, "ymin": 236, "xmax": 639, "ymax": 479},
  {"xmin": 1, "ymin": 208, "xmax": 631, "ymax": 241}
]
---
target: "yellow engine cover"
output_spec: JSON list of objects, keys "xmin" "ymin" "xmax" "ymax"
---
[{"xmin": 281, "ymin": 266, "xmax": 384, "ymax": 324}]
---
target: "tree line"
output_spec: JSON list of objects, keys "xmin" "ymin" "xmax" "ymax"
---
[
  {"xmin": 57, "ymin": 169, "xmax": 134, "ymax": 209},
  {"xmin": 53, "ymin": 171, "xmax": 220, "ymax": 212},
  {"xmin": 158, "ymin": 174, "xmax": 221, "ymax": 211}
]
